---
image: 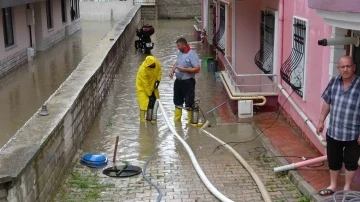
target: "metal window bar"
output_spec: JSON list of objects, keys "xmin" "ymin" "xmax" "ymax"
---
[
  {"xmin": 213, "ymin": 3, "xmax": 226, "ymax": 54},
  {"xmin": 254, "ymin": 10, "xmax": 275, "ymax": 74},
  {"xmin": 280, "ymin": 18, "xmax": 306, "ymax": 97}
]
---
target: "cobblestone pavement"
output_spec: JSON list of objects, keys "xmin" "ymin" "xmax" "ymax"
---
[
  {"xmin": 54, "ymin": 124, "xmax": 304, "ymax": 202},
  {"xmin": 53, "ymin": 19, "xmax": 308, "ymax": 202}
]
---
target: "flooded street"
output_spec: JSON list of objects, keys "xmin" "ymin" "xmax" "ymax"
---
[
  {"xmin": 0, "ymin": 21, "xmax": 116, "ymax": 148},
  {"xmin": 55, "ymin": 19, "xmax": 302, "ymax": 202}
]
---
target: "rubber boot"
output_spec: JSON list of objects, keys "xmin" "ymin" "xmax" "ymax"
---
[
  {"xmin": 187, "ymin": 110, "xmax": 193, "ymax": 125},
  {"xmin": 140, "ymin": 110, "xmax": 146, "ymax": 122},
  {"xmin": 174, "ymin": 108, "xmax": 182, "ymax": 122}
]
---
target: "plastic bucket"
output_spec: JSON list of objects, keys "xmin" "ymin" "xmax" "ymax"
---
[{"xmin": 207, "ymin": 59, "xmax": 218, "ymax": 73}]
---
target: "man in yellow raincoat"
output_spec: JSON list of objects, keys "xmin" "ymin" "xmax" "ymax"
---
[{"xmin": 136, "ymin": 56, "xmax": 162, "ymax": 122}]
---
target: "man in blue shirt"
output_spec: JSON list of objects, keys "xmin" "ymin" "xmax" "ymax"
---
[
  {"xmin": 169, "ymin": 38, "xmax": 200, "ymax": 123},
  {"xmin": 317, "ymin": 56, "xmax": 360, "ymax": 196}
]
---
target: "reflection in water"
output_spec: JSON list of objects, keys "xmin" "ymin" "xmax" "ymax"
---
[{"xmin": 0, "ymin": 20, "xmax": 117, "ymax": 148}]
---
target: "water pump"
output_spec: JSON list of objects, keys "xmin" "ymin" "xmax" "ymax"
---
[{"xmin": 146, "ymin": 81, "xmax": 160, "ymax": 122}]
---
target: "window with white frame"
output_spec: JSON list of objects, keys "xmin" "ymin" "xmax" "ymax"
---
[
  {"xmin": 280, "ymin": 16, "xmax": 308, "ymax": 98},
  {"xmin": 2, "ymin": 7, "xmax": 15, "ymax": 47},
  {"xmin": 61, "ymin": 0, "xmax": 67, "ymax": 23}
]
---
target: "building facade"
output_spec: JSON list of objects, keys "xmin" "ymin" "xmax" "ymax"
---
[
  {"xmin": 0, "ymin": 0, "xmax": 81, "ymax": 77},
  {"xmin": 201, "ymin": 0, "xmax": 339, "ymax": 154}
]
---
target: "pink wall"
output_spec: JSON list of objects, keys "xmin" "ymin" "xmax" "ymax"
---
[
  {"xmin": 278, "ymin": 0, "xmax": 331, "ymax": 153},
  {"xmin": 0, "ymin": 5, "xmax": 31, "ymax": 59}
]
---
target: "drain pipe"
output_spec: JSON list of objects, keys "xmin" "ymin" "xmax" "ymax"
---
[
  {"xmin": 274, "ymin": 84, "xmax": 328, "ymax": 173},
  {"xmin": 278, "ymin": 84, "xmax": 326, "ymax": 147},
  {"xmin": 157, "ymin": 100, "xmax": 234, "ymax": 202},
  {"xmin": 200, "ymin": 121, "xmax": 272, "ymax": 202},
  {"xmin": 274, "ymin": 155, "xmax": 327, "ymax": 173},
  {"xmin": 220, "ymin": 74, "xmax": 267, "ymax": 106}
]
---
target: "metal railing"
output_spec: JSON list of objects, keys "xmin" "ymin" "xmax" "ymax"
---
[
  {"xmin": 134, "ymin": 0, "xmax": 156, "ymax": 5},
  {"xmin": 223, "ymin": 57, "xmax": 278, "ymax": 95}
]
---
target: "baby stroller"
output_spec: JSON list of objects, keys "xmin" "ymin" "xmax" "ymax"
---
[{"xmin": 135, "ymin": 22, "xmax": 155, "ymax": 54}]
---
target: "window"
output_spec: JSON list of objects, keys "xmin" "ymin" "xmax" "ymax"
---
[
  {"xmin": 61, "ymin": 0, "xmax": 67, "ymax": 23},
  {"xmin": 2, "ymin": 7, "xmax": 14, "ymax": 47},
  {"xmin": 46, "ymin": 0, "xmax": 53, "ymax": 29},
  {"xmin": 70, "ymin": 0, "xmax": 80, "ymax": 21},
  {"xmin": 213, "ymin": 3, "xmax": 225, "ymax": 54},
  {"xmin": 280, "ymin": 17, "xmax": 309, "ymax": 97},
  {"xmin": 254, "ymin": 10, "xmax": 275, "ymax": 74}
]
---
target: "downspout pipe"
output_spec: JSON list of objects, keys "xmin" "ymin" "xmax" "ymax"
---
[
  {"xmin": 318, "ymin": 37, "xmax": 359, "ymax": 47},
  {"xmin": 278, "ymin": 84, "xmax": 326, "ymax": 147},
  {"xmin": 157, "ymin": 100, "xmax": 234, "ymax": 202},
  {"xmin": 279, "ymin": 0, "xmax": 284, "ymax": 83},
  {"xmin": 274, "ymin": 155, "xmax": 327, "ymax": 173},
  {"xmin": 220, "ymin": 74, "xmax": 267, "ymax": 106}
]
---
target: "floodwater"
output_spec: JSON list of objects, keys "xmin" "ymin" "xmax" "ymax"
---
[
  {"xmin": 54, "ymin": 20, "xmax": 303, "ymax": 202},
  {"xmin": 0, "ymin": 20, "xmax": 117, "ymax": 148},
  {"xmin": 81, "ymin": 19, "xmax": 259, "ymax": 164}
]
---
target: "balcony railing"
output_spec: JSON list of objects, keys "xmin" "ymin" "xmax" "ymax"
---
[
  {"xmin": 222, "ymin": 57, "xmax": 278, "ymax": 96},
  {"xmin": 134, "ymin": 0, "xmax": 156, "ymax": 5}
]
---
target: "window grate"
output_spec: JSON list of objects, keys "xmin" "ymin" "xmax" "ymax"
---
[
  {"xmin": 254, "ymin": 10, "xmax": 275, "ymax": 74},
  {"xmin": 213, "ymin": 3, "xmax": 225, "ymax": 54},
  {"xmin": 280, "ymin": 17, "xmax": 307, "ymax": 97}
]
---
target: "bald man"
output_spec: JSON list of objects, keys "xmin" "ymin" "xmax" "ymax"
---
[{"xmin": 317, "ymin": 56, "xmax": 360, "ymax": 195}]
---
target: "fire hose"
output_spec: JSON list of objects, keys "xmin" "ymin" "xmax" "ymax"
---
[{"xmin": 157, "ymin": 100, "xmax": 234, "ymax": 202}]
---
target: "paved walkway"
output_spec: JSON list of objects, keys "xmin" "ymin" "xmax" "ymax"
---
[{"xmin": 53, "ymin": 20, "xmax": 306, "ymax": 202}]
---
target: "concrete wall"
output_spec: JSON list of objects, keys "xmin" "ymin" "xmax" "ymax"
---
[
  {"xmin": 141, "ymin": 5, "xmax": 156, "ymax": 20},
  {"xmin": 158, "ymin": 0, "xmax": 200, "ymax": 19},
  {"xmin": 80, "ymin": 1, "xmax": 134, "ymax": 21},
  {"xmin": 0, "ymin": 5, "xmax": 141, "ymax": 202}
]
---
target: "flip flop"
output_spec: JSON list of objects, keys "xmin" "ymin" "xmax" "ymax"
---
[{"xmin": 318, "ymin": 188, "xmax": 335, "ymax": 196}]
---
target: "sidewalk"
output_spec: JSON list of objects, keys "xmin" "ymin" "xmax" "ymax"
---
[{"xmin": 214, "ymin": 90, "xmax": 360, "ymax": 201}]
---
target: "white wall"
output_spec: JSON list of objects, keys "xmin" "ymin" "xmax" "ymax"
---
[
  {"xmin": 80, "ymin": 1, "xmax": 134, "ymax": 21},
  {"xmin": 0, "ymin": 5, "xmax": 31, "ymax": 59}
]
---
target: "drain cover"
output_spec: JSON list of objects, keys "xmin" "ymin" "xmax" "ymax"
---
[
  {"xmin": 102, "ymin": 165, "xmax": 142, "ymax": 178},
  {"xmin": 80, "ymin": 154, "xmax": 108, "ymax": 168}
]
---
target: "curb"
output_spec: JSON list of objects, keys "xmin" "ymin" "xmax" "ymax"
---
[{"xmin": 258, "ymin": 132, "xmax": 324, "ymax": 202}]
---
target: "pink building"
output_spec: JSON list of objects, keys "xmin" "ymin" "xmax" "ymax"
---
[
  {"xmin": 0, "ymin": 0, "xmax": 81, "ymax": 77},
  {"xmin": 200, "ymin": 0, "xmax": 349, "ymax": 154}
]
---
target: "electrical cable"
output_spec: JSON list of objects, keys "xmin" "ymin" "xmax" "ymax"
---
[
  {"xmin": 248, "ymin": 147, "xmax": 325, "ymax": 168},
  {"xmin": 142, "ymin": 151, "xmax": 162, "ymax": 202},
  {"xmin": 213, "ymin": 89, "xmax": 296, "ymax": 153}
]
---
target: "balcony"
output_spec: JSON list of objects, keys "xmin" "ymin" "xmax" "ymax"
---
[
  {"xmin": 308, "ymin": 0, "xmax": 360, "ymax": 13},
  {"xmin": 309, "ymin": 0, "xmax": 360, "ymax": 30}
]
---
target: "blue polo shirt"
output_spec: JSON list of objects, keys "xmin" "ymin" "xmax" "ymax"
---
[{"xmin": 175, "ymin": 49, "xmax": 200, "ymax": 80}]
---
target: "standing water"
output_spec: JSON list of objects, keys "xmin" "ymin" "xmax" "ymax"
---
[{"xmin": 0, "ymin": 21, "xmax": 116, "ymax": 148}]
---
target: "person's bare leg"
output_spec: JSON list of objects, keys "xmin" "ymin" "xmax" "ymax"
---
[
  {"xmin": 328, "ymin": 170, "xmax": 339, "ymax": 191},
  {"xmin": 343, "ymin": 170, "xmax": 356, "ymax": 190}
]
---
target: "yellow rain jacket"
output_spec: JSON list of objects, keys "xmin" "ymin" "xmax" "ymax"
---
[{"xmin": 136, "ymin": 56, "xmax": 162, "ymax": 110}]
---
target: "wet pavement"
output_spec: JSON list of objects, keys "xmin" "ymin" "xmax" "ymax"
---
[
  {"xmin": 0, "ymin": 20, "xmax": 117, "ymax": 148},
  {"xmin": 54, "ymin": 20, "xmax": 304, "ymax": 202}
]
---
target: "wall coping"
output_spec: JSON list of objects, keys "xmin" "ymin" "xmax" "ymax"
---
[{"xmin": 0, "ymin": 5, "xmax": 141, "ymax": 184}]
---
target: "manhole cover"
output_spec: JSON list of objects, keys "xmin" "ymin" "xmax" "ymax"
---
[{"xmin": 102, "ymin": 165, "xmax": 142, "ymax": 178}]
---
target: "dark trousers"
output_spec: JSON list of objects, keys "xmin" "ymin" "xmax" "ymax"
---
[
  {"xmin": 326, "ymin": 134, "xmax": 360, "ymax": 171},
  {"xmin": 173, "ymin": 78, "xmax": 195, "ymax": 108}
]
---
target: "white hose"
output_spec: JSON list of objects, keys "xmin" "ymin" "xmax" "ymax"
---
[
  {"xmin": 200, "ymin": 121, "xmax": 272, "ymax": 202},
  {"xmin": 157, "ymin": 100, "xmax": 234, "ymax": 202}
]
